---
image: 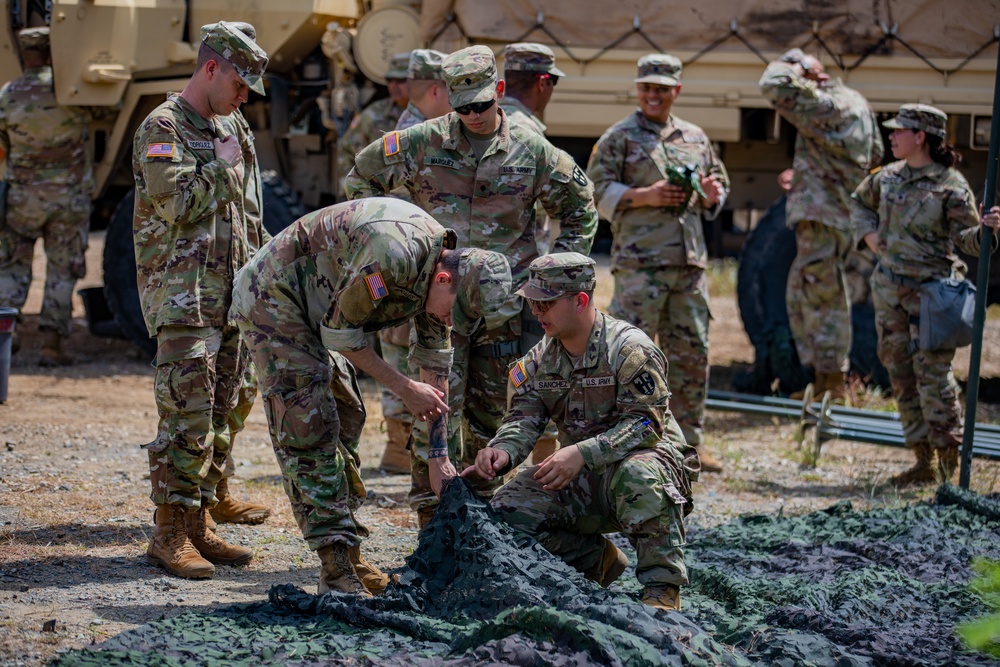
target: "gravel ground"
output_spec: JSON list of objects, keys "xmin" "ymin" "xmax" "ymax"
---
[{"xmin": 3, "ymin": 236, "xmax": 1000, "ymax": 665}]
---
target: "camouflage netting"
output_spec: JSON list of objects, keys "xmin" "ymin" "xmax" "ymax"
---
[{"xmin": 54, "ymin": 481, "xmax": 1000, "ymax": 667}]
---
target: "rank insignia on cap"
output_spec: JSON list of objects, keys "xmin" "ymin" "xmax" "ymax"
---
[
  {"xmin": 509, "ymin": 361, "xmax": 528, "ymax": 388},
  {"xmin": 383, "ymin": 131, "xmax": 400, "ymax": 156},
  {"xmin": 364, "ymin": 272, "xmax": 388, "ymax": 300},
  {"xmin": 146, "ymin": 143, "xmax": 175, "ymax": 158}
]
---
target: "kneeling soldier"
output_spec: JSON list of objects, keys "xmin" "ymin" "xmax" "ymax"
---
[{"xmin": 466, "ymin": 252, "xmax": 698, "ymax": 610}]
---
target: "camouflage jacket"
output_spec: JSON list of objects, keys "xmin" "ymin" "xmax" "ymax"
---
[
  {"xmin": 586, "ymin": 111, "xmax": 729, "ymax": 269},
  {"xmin": 220, "ymin": 108, "xmax": 268, "ymax": 251},
  {"xmin": 0, "ymin": 66, "xmax": 110, "ymax": 193},
  {"xmin": 499, "ymin": 97, "xmax": 546, "ymax": 135},
  {"xmin": 396, "ymin": 103, "xmax": 426, "ymax": 131},
  {"xmin": 338, "ymin": 97, "xmax": 405, "ymax": 196},
  {"xmin": 759, "ymin": 61, "xmax": 884, "ymax": 230},
  {"xmin": 849, "ymin": 161, "xmax": 985, "ymax": 282},
  {"xmin": 491, "ymin": 312, "xmax": 697, "ymax": 480},
  {"xmin": 231, "ymin": 198, "xmax": 451, "ymax": 368},
  {"xmin": 344, "ymin": 108, "xmax": 597, "ymax": 286},
  {"xmin": 132, "ymin": 94, "xmax": 251, "ymax": 336}
]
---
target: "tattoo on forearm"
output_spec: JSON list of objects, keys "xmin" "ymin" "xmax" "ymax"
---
[{"xmin": 423, "ymin": 369, "xmax": 449, "ymax": 459}]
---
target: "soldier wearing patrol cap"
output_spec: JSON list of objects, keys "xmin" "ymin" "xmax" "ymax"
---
[
  {"xmin": 0, "ymin": 27, "xmax": 116, "ymax": 365},
  {"xmin": 396, "ymin": 49, "xmax": 451, "ymax": 131},
  {"xmin": 337, "ymin": 51, "xmax": 411, "ymax": 196},
  {"xmin": 230, "ymin": 197, "xmax": 512, "ymax": 597},
  {"xmin": 345, "ymin": 44, "xmax": 597, "ymax": 531},
  {"xmin": 850, "ymin": 103, "xmax": 1000, "ymax": 487},
  {"xmin": 500, "ymin": 42, "xmax": 564, "ymax": 136},
  {"xmin": 465, "ymin": 252, "xmax": 698, "ymax": 612},
  {"xmin": 132, "ymin": 20, "xmax": 268, "ymax": 580},
  {"xmin": 587, "ymin": 53, "xmax": 730, "ymax": 473}
]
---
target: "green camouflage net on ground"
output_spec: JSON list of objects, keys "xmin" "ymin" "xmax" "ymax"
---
[{"xmin": 53, "ymin": 481, "xmax": 1000, "ymax": 666}]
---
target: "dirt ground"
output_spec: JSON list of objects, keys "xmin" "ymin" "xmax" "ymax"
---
[{"xmin": 3, "ymin": 235, "xmax": 1000, "ymax": 666}]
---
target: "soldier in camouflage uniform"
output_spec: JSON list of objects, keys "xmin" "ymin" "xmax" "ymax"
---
[
  {"xmin": 466, "ymin": 253, "xmax": 698, "ymax": 612},
  {"xmin": 133, "ymin": 22, "xmax": 268, "ymax": 580},
  {"xmin": 850, "ymin": 105, "xmax": 998, "ymax": 486},
  {"xmin": 586, "ymin": 54, "xmax": 729, "ymax": 472},
  {"xmin": 337, "ymin": 52, "xmax": 410, "ymax": 197},
  {"xmin": 374, "ymin": 48, "xmax": 454, "ymax": 475},
  {"xmin": 760, "ymin": 48, "xmax": 883, "ymax": 402},
  {"xmin": 345, "ymin": 45, "xmax": 597, "ymax": 528},
  {"xmin": 230, "ymin": 197, "xmax": 512, "ymax": 597},
  {"xmin": 0, "ymin": 27, "xmax": 114, "ymax": 365},
  {"xmin": 197, "ymin": 20, "xmax": 273, "ymax": 528}
]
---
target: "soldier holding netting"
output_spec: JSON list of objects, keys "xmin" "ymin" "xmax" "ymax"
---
[{"xmin": 467, "ymin": 253, "xmax": 697, "ymax": 612}]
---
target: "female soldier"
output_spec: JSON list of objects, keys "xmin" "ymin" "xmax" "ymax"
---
[{"xmin": 850, "ymin": 104, "xmax": 1000, "ymax": 486}]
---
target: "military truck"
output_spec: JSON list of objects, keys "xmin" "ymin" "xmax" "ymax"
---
[{"xmin": 2, "ymin": 0, "xmax": 996, "ymax": 368}]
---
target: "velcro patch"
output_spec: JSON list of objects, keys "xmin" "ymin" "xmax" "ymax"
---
[
  {"xmin": 364, "ymin": 272, "xmax": 388, "ymax": 300},
  {"xmin": 428, "ymin": 156, "xmax": 458, "ymax": 169},
  {"xmin": 509, "ymin": 361, "xmax": 528, "ymax": 388},
  {"xmin": 187, "ymin": 140, "xmax": 213, "ymax": 150},
  {"xmin": 146, "ymin": 143, "xmax": 175, "ymax": 158},
  {"xmin": 383, "ymin": 131, "xmax": 401, "ymax": 156},
  {"xmin": 584, "ymin": 376, "xmax": 614, "ymax": 387},
  {"xmin": 536, "ymin": 379, "xmax": 568, "ymax": 390},
  {"xmin": 633, "ymin": 371, "xmax": 656, "ymax": 395},
  {"xmin": 501, "ymin": 165, "xmax": 536, "ymax": 175},
  {"xmin": 573, "ymin": 164, "xmax": 588, "ymax": 186}
]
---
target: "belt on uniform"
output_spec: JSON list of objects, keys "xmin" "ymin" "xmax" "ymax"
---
[
  {"xmin": 470, "ymin": 339, "xmax": 522, "ymax": 358},
  {"xmin": 878, "ymin": 264, "xmax": 926, "ymax": 290}
]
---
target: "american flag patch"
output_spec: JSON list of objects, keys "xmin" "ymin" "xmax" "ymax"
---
[
  {"xmin": 364, "ymin": 272, "xmax": 388, "ymax": 300},
  {"xmin": 146, "ymin": 143, "xmax": 175, "ymax": 158},
  {"xmin": 509, "ymin": 361, "xmax": 528, "ymax": 388},
  {"xmin": 383, "ymin": 131, "xmax": 400, "ymax": 156}
]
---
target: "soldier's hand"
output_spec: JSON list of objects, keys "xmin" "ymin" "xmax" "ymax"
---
[
  {"xmin": 982, "ymin": 205, "xmax": 1000, "ymax": 230},
  {"xmin": 643, "ymin": 180, "xmax": 688, "ymax": 208},
  {"xmin": 533, "ymin": 445, "xmax": 585, "ymax": 491},
  {"xmin": 214, "ymin": 137, "xmax": 243, "ymax": 169},
  {"xmin": 463, "ymin": 448, "xmax": 510, "ymax": 481},
  {"xmin": 700, "ymin": 174, "xmax": 723, "ymax": 207},
  {"xmin": 429, "ymin": 456, "xmax": 458, "ymax": 498},
  {"xmin": 402, "ymin": 380, "xmax": 448, "ymax": 422}
]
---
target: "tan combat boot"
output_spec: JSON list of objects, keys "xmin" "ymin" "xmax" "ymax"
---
[
  {"xmin": 379, "ymin": 417, "xmax": 412, "ymax": 474},
  {"xmin": 531, "ymin": 435, "xmax": 559, "ymax": 465},
  {"xmin": 816, "ymin": 371, "xmax": 849, "ymax": 406},
  {"xmin": 938, "ymin": 446, "xmax": 960, "ymax": 482},
  {"xmin": 185, "ymin": 503, "xmax": 253, "ymax": 566},
  {"xmin": 890, "ymin": 442, "xmax": 937, "ymax": 487},
  {"xmin": 417, "ymin": 505, "xmax": 436, "ymax": 530},
  {"xmin": 39, "ymin": 330, "xmax": 73, "ymax": 367},
  {"xmin": 317, "ymin": 544, "xmax": 373, "ymax": 597},
  {"xmin": 348, "ymin": 544, "xmax": 392, "ymax": 595},
  {"xmin": 641, "ymin": 584, "xmax": 681, "ymax": 611},
  {"xmin": 146, "ymin": 504, "xmax": 215, "ymax": 579},
  {"xmin": 696, "ymin": 446, "xmax": 724, "ymax": 474},
  {"xmin": 583, "ymin": 537, "xmax": 629, "ymax": 588},
  {"xmin": 209, "ymin": 477, "xmax": 271, "ymax": 525}
]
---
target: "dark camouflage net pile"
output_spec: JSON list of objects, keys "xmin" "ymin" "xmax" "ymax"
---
[{"xmin": 54, "ymin": 481, "xmax": 1000, "ymax": 666}]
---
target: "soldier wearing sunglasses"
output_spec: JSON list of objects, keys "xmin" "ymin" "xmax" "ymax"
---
[{"xmin": 344, "ymin": 45, "xmax": 597, "ymax": 530}]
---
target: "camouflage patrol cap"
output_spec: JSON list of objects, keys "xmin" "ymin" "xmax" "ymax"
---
[
  {"xmin": 503, "ymin": 43, "xmax": 565, "ymax": 78},
  {"xmin": 408, "ymin": 49, "xmax": 448, "ymax": 80},
  {"xmin": 442, "ymin": 45, "xmax": 498, "ymax": 108},
  {"xmin": 386, "ymin": 52, "xmax": 412, "ymax": 80},
  {"xmin": 883, "ymin": 103, "xmax": 948, "ymax": 139},
  {"xmin": 18, "ymin": 27, "xmax": 49, "ymax": 53},
  {"xmin": 202, "ymin": 20, "xmax": 268, "ymax": 95},
  {"xmin": 635, "ymin": 54, "xmax": 682, "ymax": 87},
  {"xmin": 517, "ymin": 252, "xmax": 597, "ymax": 300},
  {"xmin": 452, "ymin": 248, "xmax": 513, "ymax": 336},
  {"xmin": 200, "ymin": 21, "xmax": 256, "ymax": 42}
]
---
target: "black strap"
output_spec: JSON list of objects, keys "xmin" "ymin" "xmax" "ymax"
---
[
  {"xmin": 878, "ymin": 264, "xmax": 925, "ymax": 290},
  {"xmin": 470, "ymin": 339, "xmax": 522, "ymax": 358}
]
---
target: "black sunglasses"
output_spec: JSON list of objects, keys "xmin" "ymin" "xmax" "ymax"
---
[{"xmin": 453, "ymin": 98, "xmax": 496, "ymax": 115}]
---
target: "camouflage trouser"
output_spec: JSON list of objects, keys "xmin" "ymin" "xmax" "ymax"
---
[
  {"xmin": 786, "ymin": 220, "xmax": 852, "ymax": 374},
  {"xmin": 235, "ymin": 313, "xmax": 369, "ymax": 550},
  {"xmin": 215, "ymin": 354, "xmax": 259, "ymax": 481},
  {"xmin": 609, "ymin": 265, "xmax": 708, "ymax": 447},
  {"xmin": 379, "ymin": 322, "xmax": 414, "ymax": 425},
  {"xmin": 0, "ymin": 185, "xmax": 89, "ymax": 337},
  {"xmin": 147, "ymin": 324, "xmax": 245, "ymax": 509},
  {"xmin": 409, "ymin": 302, "xmax": 546, "ymax": 514},
  {"xmin": 492, "ymin": 449, "xmax": 690, "ymax": 587},
  {"xmin": 871, "ymin": 270, "xmax": 963, "ymax": 450}
]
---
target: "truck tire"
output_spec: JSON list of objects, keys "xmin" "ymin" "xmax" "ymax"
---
[
  {"xmin": 735, "ymin": 196, "xmax": 889, "ymax": 394},
  {"xmin": 102, "ymin": 189, "xmax": 156, "ymax": 358},
  {"xmin": 261, "ymin": 170, "xmax": 307, "ymax": 236}
]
